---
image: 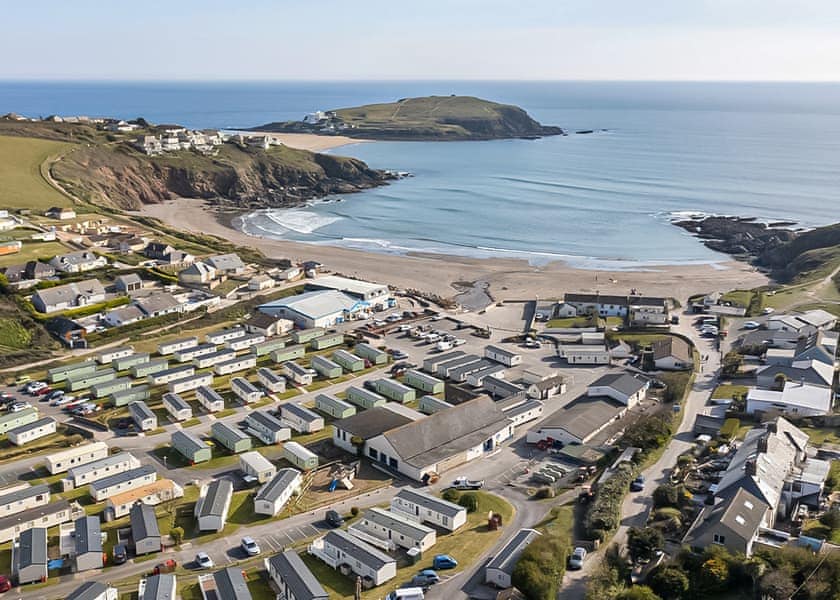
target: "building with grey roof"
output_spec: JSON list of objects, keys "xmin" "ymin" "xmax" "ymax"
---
[
  {"xmin": 6, "ymin": 417, "xmax": 57, "ymax": 446},
  {"xmin": 245, "ymin": 411, "xmax": 290, "ymax": 445},
  {"xmin": 128, "ymin": 400, "xmax": 158, "ymax": 431},
  {"xmin": 390, "ymin": 488, "xmax": 468, "ymax": 531},
  {"xmin": 587, "ymin": 371, "xmax": 649, "ymax": 407},
  {"xmin": 331, "ymin": 406, "xmax": 414, "ymax": 455},
  {"xmin": 254, "ymin": 468, "xmax": 302, "ymax": 516},
  {"xmin": 14, "ymin": 526, "xmax": 47, "ymax": 584},
  {"xmin": 195, "ymin": 479, "xmax": 233, "ymax": 532},
  {"xmin": 485, "ymin": 528, "xmax": 541, "ymax": 589},
  {"xmin": 308, "ymin": 529, "xmax": 396, "ymax": 586},
  {"xmin": 0, "ymin": 484, "xmax": 50, "ymax": 514},
  {"xmin": 32, "ymin": 278, "xmax": 106, "ymax": 313},
  {"xmin": 684, "ymin": 487, "xmax": 771, "ymax": 557},
  {"xmin": 90, "ymin": 465, "xmax": 157, "ymax": 502},
  {"xmin": 130, "ymin": 503, "xmax": 161, "ymax": 556},
  {"xmin": 350, "ymin": 506, "xmax": 436, "ymax": 552},
  {"xmin": 67, "ymin": 582, "xmax": 116, "ymax": 600},
  {"xmin": 265, "ymin": 549, "xmax": 328, "ymax": 600},
  {"xmin": 140, "ymin": 573, "xmax": 176, "ymax": 600},
  {"xmin": 74, "ymin": 516, "xmax": 103, "ymax": 571},
  {"xmin": 278, "ymin": 403, "xmax": 324, "ymax": 433},
  {"xmin": 68, "ymin": 452, "xmax": 140, "ymax": 487},
  {"xmin": 527, "ymin": 395, "xmax": 627, "ymax": 446}
]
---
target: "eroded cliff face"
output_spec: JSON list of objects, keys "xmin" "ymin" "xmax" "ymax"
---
[{"xmin": 52, "ymin": 142, "xmax": 390, "ymax": 210}]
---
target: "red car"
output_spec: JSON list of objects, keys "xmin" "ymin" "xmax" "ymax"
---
[
  {"xmin": 34, "ymin": 387, "xmax": 52, "ymax": 397},
  {"xmin": 0, "ymin": 575, "xmax": 11, "ymax": 592}
]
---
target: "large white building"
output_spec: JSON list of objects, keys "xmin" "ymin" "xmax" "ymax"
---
[
  {"xmin": 258, "ymin": 289, "xmax": 369, "ymax": 328},
  {"xmin": 746, "ymin": 381, "xmax": 833, "ymax": 417}
]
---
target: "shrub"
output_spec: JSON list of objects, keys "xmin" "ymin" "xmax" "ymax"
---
[
  {"xmin": 615, "ymin": 586, "xmax": 661, "ymax": 600},
  {"xmin": 535, "ymin": 486, "xmax": 555, "ymax": 499},
  {"xmin": 169, "ymin": 526, "xmax": 184, "ymax": 545},
  {"xmin": 627, "ymin": 527, "xmax": 664, "ymax": 564},
  {"xmin": 458, "ymin": 492, "xmax": 479, "ymax": 513},
  {"xmin": 512, "ymin": 532, "xmax": 569, "ymax": 600},
  {"xmin": 695, "ymin": 557, "xmax": 729, "ymax": 594},
  {"xmin": 584, "ymin": 464, "xmax": 635, "ymax": 539},
  {"xmin": 719, "ymin": 418, "xmax": 740, "ymax": 440},
  {"xmin": 442, "ymin": 488, "xmax": 460, "ymax": 503},
  {"xmin": 649, "ymin": 566, "xmax": 690, "ymax": 600},
  {"xmin": 653, "ymin": 483, "xmax": 680, "ymax": 508},
  {"xmin": 350, "ymin": 506, "xmax": 359, "ymax": 517},
  {"xmin": 623, "ymin": 415, "xmax": 672, "ymax": 454},
  {"xmin": 820, "ymin": 507, "xmax": 840, "ymax": 530}
]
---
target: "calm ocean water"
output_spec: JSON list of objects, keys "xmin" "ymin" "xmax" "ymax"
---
[{"xmin": 3, "ymin": 81, "xmax": 839, "ymax": 267}]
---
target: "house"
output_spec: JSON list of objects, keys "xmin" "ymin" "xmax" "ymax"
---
[
  {"xmin": 587, "ymin": 372, "xmax": 649, "ymax": 407},
  {"xmin": 315, "ymin": 394, "xmax": 356, "ymax": 419},
  {"xmin": 257, "ymin": 367, "xmax": 286, "ymax": 393},
  {"xmin": 105, "ymin": 479, "xmax": 183, "ymax": 519},
  {"xmin": 240, "ymin": 451, "xmax": 277, "ymax": 484},
  {"xmin": 482, "ymin": 375, "xmax": 525, "ymax": 400},
  {"xmin": 45, "ymin": 442, "xmax": 109, "ymax": 475},
  {"xmin": 7, "ymin": 417, "xmax": 57, "ymax": 446},
  {"xmin": 756, "ymin": 360, "xmax": 834, "ymax": 389},
  {"xmin": 282, "ymin": 441, "xmax": 319, "ymax": 470},
  {"xmin": 171, "ymin": 430, "xmax": 212, "ymax": 464},
  {"xmin": 19, "ymin": 260, "xmax": 55, "ymax": 281},
  {"xmin": 248, "ymin": 274, "xmax": 275, "ymax": 291},
  {"xmin": 527, "ymin": 396, "xmax": 627, "ymax": 445},
  {"xmin": 794, "ymin": 331, "xmax": 838, "ymax": 367},
  {"xmin": 283, "ymin": 362, "xmax": 314, "ymax": 386},
  {"xmin": 651, "ymin": 337, "xmax": 693, "ymax": 370},
  {"xmin": 67, "ymin": 453, "xmax": 141, "ymax": 488},
  {"xmin": 13, "ymin": 527, "xmax": 48, "ymax": 585},
  {"xmin": 212, "ymin": 422, "xmax": 253, "ymax": 454},
  {"xmin": 136, "ymin": 293, "xmax": 183, "ymax": 318},
  {"xmin": 205, "ymin": 253, "xmax": 245, "ymax": 274},
  {"xmin": 162, "ymin": 393, "xmax": 192, "ymax": 421},
  {"xmin": 230, "ymin": 376, "xmax": 263, "ymax": 403},
  {"xmin": 767, "ymin": 315, "xmax": 813, "ymax": 334},
  {"xmin": 351, "ymin": 507, "xmax": 436, "ymax": 552},
  {"xmin": 243, "ymin": 411, "xmax": 289, "ymax": 446},
  {"xmin": 331, "ymin": 407, "xmax": 414, "ymax": 455},
  {"xmin": 629, "ymin": 297, "xmax": 669, "ymax": 326},
  {"xmin": 178, "ymin": 262, "xmax": 216, "ymax": 285},
  {"xmin": 308, "ymin": 529, "xmax": 397, "ymax": 587},
  {"xmin": 365, "ymin": 396, "xmax": 513, "ymax": 482},
  {"xmin": 259, "ymin": 289, "xmax": 369, "ymax": 329},
  {"xmin": 139, "ymin": 574, "xmax": 176, "ymax": 600},
  {"xmin": 45, "ymin": 207, "xmax": 76, "ymax": 220},
  {"xmin": 31, "ymin": 279, "xmax": 106, "ymax": 313},
  {"xmin": 195, "ymin": 386, "xmax": 225, "ymax": 413},
  {"xmin": 129, "ymin": 401, "xmax": 158, "ymax": 431},
  {"xmin": 50, "ymin": 251, "xmax": 107, "ymax": 273},
  {"xmin": 306, "ymin": 275, "xmax": 391, "ymax": 306},
  {"xmin": 200, "ymin": 567, "xmax": 252, "ymax": 600},
  {"xmin": 144, "ymin": 243, "xmax": 176, "ymax": 260},
  {"xmin": 130, "ymin": 503, "xmax": 161, "ymax": 555},
  {"xmin": 745, "ymin": 381, "xmax": 832, "ymax": 417},
  {"xmin": 254, "ymin": 468, "xmax": 302, "ymax": 516},
  {"xmin": 484, "ymin": 345, "xmax": 522, "ymax": 367},
  {"xmin": 195, "ymin": 479, "xmax": 233, "ymax": 532},
  {"xmin": 275, "ymin": 266, "xmax": 302, "ymax": 281},
  {"xmin": 90, "ymin": 465, "xmax": 157, "ymax": 502},
  {"xmin": 265, "ymin": 550, "xmax": 329, "ymax": 600},
  {"xmin": 67, "ymin": 582, "xmax": 117, "ymax": 600},
  {"xmin": 244, "ymin": 313, "xmax": 294, "ymax": 337},
  {"xmin": 565, "ymin": 293, "xmax": 630, "ymax": 316},
  {"xmin": 684, "ymin": 487, "xmax": 771, "ymax": 557},
  {"xmin": 73, "ymin": 516, "xmax": 104, "ymax": 572},
  {"xmin": 115, "ymin": 273, "xmax": 143, "ymax": 293},
  {"xmin": 525, "ymin": 375, "xmax": 567, "ymax": 400},
  {"xmin": 485, "ymin": 528, "xmax": 542, "ymax": 589},
  {"xmin": 46, "ymin": 317, "xmax": 88, "ymax": 348},
  {"xmin": 390, "ymin": 488, "xmax": 468, "ymax": 532}
]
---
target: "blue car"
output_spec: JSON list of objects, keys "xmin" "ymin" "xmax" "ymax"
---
[
  {"xmin": 630, "ymin": 475, "xmax": 645, "ymax": 492},
  {"xmin": 433, "ymin": 554, "xmax": 458, "ymax": 570}
]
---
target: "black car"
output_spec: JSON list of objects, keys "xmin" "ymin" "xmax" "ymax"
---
[
  {"xmin": 113, "ymin": 543, "xmax": 128, "ymax": 564},
  {"xmin": 325, "ymin": 510, "xmax": 344, "ymax": 528},
  {"xmin": 363, "ymin": 380, "xmax": 378, "ymax": 392}
]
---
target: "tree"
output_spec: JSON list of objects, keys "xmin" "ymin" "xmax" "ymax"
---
[
  {"xmin": 627, "ymin": 527, "xmax": 664, "ymax": 564},
  {"xmin": 722, "ymin": 351, "xmax": 743, "ymax": 376},
  {"xmin": 758, "ymin": 569, "xmax": 796, "ymax": 600},
  {"xmin": 458, "ymin": 492, "xmax": 479, "ymax": 513},
  {"xmin": 614, "ymin": 586, "xmax": 661, "ymax": 600},
  {"xmin": 820, "ymin": 507, "xmax": 840, "ymax": 530},
  {"xmin": 442, "ymin": 488, "xmax": 460, "ymax": 503},
  {"xmin": 653, "ymin": 484, "xmax": 680, "ymax": 508},
  {"xmin": 695, "ymin": 557, "xmax": 729, "ymax": 593},
  {"xmin": 649, "ymin": 566, "xmax": 690, "ymax": 600},
  {"xmin": 169, "ymin": 526, "xmax": 184, "ymax": 545},
  {"xmin": 773, "ymin": 373, "xmax": 788, "ymax": 390}
]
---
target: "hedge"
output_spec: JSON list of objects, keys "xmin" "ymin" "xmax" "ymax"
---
[
  {"xmin": 584, "ymin": 463, "xmax": 635, "ymax": 541},
  {"xmin": 719, "ymin": 418, "xmax": 740, "ymax": 440}
]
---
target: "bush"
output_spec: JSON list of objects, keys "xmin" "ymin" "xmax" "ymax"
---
[
  {"xmin": 584, "ymin": 464, "xmax": 635, "ymax": 539},
  {"xmin": 169, "ymin": 526, "xmax": 184, "ymax": 545},
  {"xmin": 653, "ymin": 483, "xmax": 680, "ymax": 508},
  {"xmin": 615, "ymin": 586, "xmax": 661, "ymax": 600},
  {"xmin": 442, "ymin": 488, "xmax": 460, "ymax": 503},
  {"xmin": 820, "ymin": 508, "xmax": 840, "ymax": 530},
  {"xmin": 649, "ymin": 566, "xmax": 690, "ymax": 600},
  {"xmin": 535, "ymin": 486, "xmax": 555, "ymax": 499},
  {"xmin": 458, "ymin": 492, "xmax": 479, "ymax": 513},
  {"xmin": 719, "ymin": 418, "xmax": 740, "ymax": 440},
  {"xmin": 350, "ymin": 506, "xmax": 359, "ymax": 517},
  {"xmin": 623, "ymin": 415, "xmax": 672, "ymax": 454},
  {"xmin": 627, "ymin": 527, "xmax": 664, "ymax": 564},
  {"xmin": 512, "ymin": 532, "xmax": 569, "ymax": 600}
]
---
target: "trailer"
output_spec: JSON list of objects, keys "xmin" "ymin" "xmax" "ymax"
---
[
  {"xmin": 194, "ymin": 348, "xmax": 236, "ymax": 369},
  {"xmin": 112, "ymin": 352, "xmax": 150, "ymax": 372},
  {"xmin": 110, "ymin": 384, "xmax": 151, "ymax": 407},
  {"xmin": 282, "ymin": 441, "xmax": 319, "ymax": 470},
  {"xmin": 373, "ymin": 379, "xmax": 416, "ymax": 403},
  {"xmin": 90, "ymin": 376, "xmax": 132, "ymax": 398},
  {"xmin": 211, "ymin": 422, "xmax": 252, "ymax": 454},
  {"xmin": 291, "ymin": 327, "xmax": 325, "ymax": 344},
  {"xmin": 195, "ymin": 386, "xmax": 225, "ymax": 413},
  {"xmin": 250, "ymin": 337, "xmax": 286, "ymax": 358},
  {"xmin": 128, "ymin": 401, "xmax": 157, "ymax": 431},
  {"xmin": 435, "ymin": 355, "xmax": 482, "ymax": 378},
  {"xmin": 332, "ymin": 349, "xmax": 364, "ymax": 372},
  {"xmin": 283, "ymin": 362, "xmax": 313, "ymax": 386},
  {"xmin": 418, "ymin": 395, "xmax": 453, "ymax": 415},
  {"xmin": 162, "ymin": 393, "xmax": 193, "ymax": 421},
  {"xmin": 96, "ymin": 346, "xmax": 134, "ymax": 365},
  {"xmin": 422, "ymin": 350, "xmax": 465, "ymax": 374},
  {"xmin": 231, "ymin": 377, "xmax": 263, "ymax": 404},
  {"xmin": 171, "ymin": 430, "xmax": 211, "ymax": 464},
  {"xmin": 226, "ymin": 333, "xmax": 265, "ymax": 352},
  {"xmin": 484, "ymin": 344, "xmax": 523, "ymax": 367},
  {"xmin": 239, "ymin": 451, "xmax": 276, "ymax": 484},
  {"xmin": 67, "ymin": 368, "xmax": 116, "ymax": 392},
  {"xmin": 47, "ymin": 360, "xmax": 96, "ymax": 384},
  {"xmin": 278, "ymin": 404, "xmax": 324, "ymax": 433},
  {"xmin": 149, "ymin": 365, "xmax": 194, "ymax": 386},
  {"xmin": 257, "ymin": 367, "xmax": 286, "ymax": 393},
  {"xmin": 310, "ymin": 332, "xmax": 344, "ymax": 350},
  {"xmin": 173, "ymin": 343, "xmax": 217, "ymax": 363},
  {"xmin": 346, "ymin": 386, "xmax": 387, "ymax": 409},
  {"xmin": 354, "ymin": 343, "xmax": 388, "ymax": 365},
  {"xmin": 270, "ymin": 344, "xmax": 306, "ymax": 364},
  {"xmin": 205, "ymin": 326, "xmax": 246, "ymax": 345},
  {"xmin": 311, "ymin": 355, "xmax": 342, "ymax": 379},
  {"xmin": 404, "ymin": 369, "xmax": 444, "ymax": 394},
  {"xmin": 315, "ymin": 394, "xmax": 356, "ymax": 419},
  {"xmin": 131, "ymin": 359, "xmax": 169, "ymax": 379},
  {"xmin": 168, "ymin": 372, "xmax": 213, "ymax": 394},
  {"xmin": 213, "ymin": 355, "xmax": 257, "ymax": 376},
  {"xmin": 157, "ymin": 337, "xmax": 198, "ymax": 356},
  {"xmin": 448, "ymin": 358, "xmax": 494, "ymax": 383}
]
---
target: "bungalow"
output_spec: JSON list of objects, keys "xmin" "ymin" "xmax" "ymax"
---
[
  {"xmin": 194, "ymin": 348, "xmax": 236, "ymax": 369},
  {"xmin": 136, "ymin": 293, "xmax": 183, "ymax": 318},
  {"xmin": 162, "ymin": 393, "xmax": 193, "ymax": 421},
  {"xmin": 265, "ymin": 550, "xmax": 329, "ymax": 600},
  {"xmin": 254, "ymin": 468, "xmax": 302, "ymax": 516},
  {"xmin": 72, "ymin": 516, "xmax": 103, "ymax": 572},
  {"xmin": 195, "ymin": 479, "xmax": 233, "ymax": 532},
  {"xmin": 308, "ymin": 529, "xmax": 397, "ymax": 587},
  {"xmin": 485, "ymin": 528, "xmax": 541, "ymax": 589},
  {"xmin": 45, "ymin": 207, "xmax": 76, "ymax": 220},
  {"xmin": 103, "ymin": 304, "xmax": 144, "ymax": 327},
  {"xmin": 157, "ymin": 337, "xmax": 198, "ymax": 356},
  {"xmin": 240, "ymin": 451, "xmax": 277, "ymax": 484},
  {"xmin": 50, "ymin": 251, "xmax": 107, "ymax": 273},
  {"xmin": 484, "ymin": 345, "xmax": 522, "ymax": 367},
  {"xmin": 46, "ymin": 317, "xmax": 87, "ymax": 348},
  {"xmin": 373, "ymin": 379, "xmax": 416, "ymax": 403},
  {"xmin": 129, "ymin": 400, "xmax": 157, "ymax": 431},
  {"xmin": 756, "ymin": 360, "xmax": 834, "ymax": 389},
  {"xmin": 331, "ymin": 407, "xmax": 414, "ymax": 455},
  {"xmin": 205, "ymin": 253, "xmax": 245, "ymax": 275},
  {"xmin": 560, "ymin": 344, "xmax": 612, "ymax": 365},
  {"xmin": 651, "ymin": 337, "xmax": 693, "ymax": 370},
  {"xmin": 31, "ymin": 279, "xmax": 106, "ymax": 313},
  {"xmin": 90, "ymin": 465, "xmax": 157, "ymax": 502},
  {"xmin": 115, "ymin": 273, "xmax": 143, "ymax": 293},
  {"xmin": 248, "ymin": 274, "xmax": 275, "ymax": 291},
  {"xmin": 282, "ymin": 441, "xmax": 319, "ymax": 470},
  {"xmin": 168, "ymin": 372, "xmax": 213, "ymax": 394},
  {"xmin": 391, "ymin": 487, "xmax": 467, "ymax": 531},
  {"xmin": 144, "ymin": 243, "xmax": 176, "ymax": 261},
  {"xmin": 13, "ymin": 527, "xmax": 48, "ymax": 585},
  {"xmin": 316, "ymin": 394, "xmax": 356, "ymax": 419},
  {"xmin": 45, "ymin": 442, "xmax": 109, "ymax": 475},
  {"xmin": 279, "ymin": 404, "xmax": 324, "ymax": 434},
  {"xmin": 195, "ymin": 386, "xmax": 225, "ymax": 413},
  {"xmin": 178, "ymin": 262, "xmax": 216, "ymax": 285},
  {"xmin": 333, "ymin": 349, "xmax": 365, "ymax": 372},
  {"xmin": 215, "ymin": 356, "xmax": 257, "ymax": 377},
  {"xmin": 354, "ymin": 343, "xmax": 388, "ymax": 366},
  {"xmin": 745, "ymin": 382, "xmax": 832, "ymax": 417},
  {"xmin": 283, "ymin": 361, "xmax": 314, "ymax": 386},
  {"xmin": 257, "ymin": 367, "xmax": 286, "ymax": 393},
  {"xmin": 527, "ymin": 396, "xmax": 627, "ymax": 446},
  {"xmin": 350, "ymin": 507, "xmax": 436, "ymax": 552},
  {"xmin": 244, "ymin": 313, "xmax": 294, "ymax": 338},
  {"xmin": 345, "ymin": 386, "xmax": 387, "ymax": 410},
  {"xmin": 587, "ymin": 372, "xmax": 648, "ymax": 407},
  {"xmin": 211, "ymin": 422, "xmax": 253, "ymax": 454},
  {"xmin": 171, "ymin": 430, "xmax": 212, "ymax": 464},
  {"xmin": 67, "ymin": 453, "xmax": 140, "ymax": 488},
  {"xmin": 7, "ymin": 417, "xmax": 57, "ymax": 446},
  {"xmin": 105, "ymin": 480, "xmax": 184, "ymax": 520},
  {"xmin": 130, "ymin": 503, "xmax": 161, "ymax": 555}
]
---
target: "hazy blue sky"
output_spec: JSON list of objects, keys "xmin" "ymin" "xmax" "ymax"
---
[{"xmin": 3, "ymin": 0, "xmax": 839, "ymax": 80}]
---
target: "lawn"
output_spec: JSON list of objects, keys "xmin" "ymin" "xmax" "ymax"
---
[
  {"xmin": 301, "ymin": 491, "xmax": 514, "ymax": 599},
  {"xmin": 546, "ymin": 316, "xmax": 596, "ymax": 328},
  {"xmin": 799, "ymin": 427, "xmax": 840, "ymax": 447},
  {"xmin": 0, "ymin": 240, "xmax": 68, "ymax": 267},
  {"xmin": 711, "ymin": 384, "xmax": 749, "ymax": 400},
  {"xmin": 719, "ymin": 289, "xmax": 756, "ymax": 309},
  {"xmin": 0, "ymin": 135, "xmax": 72, "ymax": 210},
  {"xmin": 0, "ymin": 317, "xmax": 31, "ymax": 349}
]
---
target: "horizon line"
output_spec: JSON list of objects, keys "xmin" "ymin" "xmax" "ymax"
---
[{"xmin": 1, "ymin": 78, "xmax": 840, "ymax": 84}]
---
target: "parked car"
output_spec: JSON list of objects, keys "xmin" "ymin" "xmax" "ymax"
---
[
  {"xmin": 430, "ymin": 314, "xmax": 444, "ymax": 321},
  {"xmin": 742, "ymin": 321, "xmax": 761, "ymax": 330},
  {"xmin": 325, "ymin": 510, "xmax": 344, "ymax": 528},
  {"xmin": 241, "ymin": 536, "xmax": 260, "ymax": 556},
  {"xmin": 436, "ymin": 340, "xmax": 453, "ymax": 352},
  {"xmin": 451, "ymin": 477, "xmax": 484, "ymax": 490},
  {"xmin": 386, "ymin": 314, "xmax": 402, "ymax": 322},
  {"xmin": 630, "ymin": 476, "xmax": 645, "ymax": 492},
  {"xmin": 363, "ymin": 380, "xmax": 378, "ymax": 392},
  {"xmin": 45, "ymin": 390, "xmax": 64, "ymax": 401},
  {"xmin": 392, "ymin": 350, "xmax": 409, "ymax": 360},
  {"xmin": 25, "ymin": 381, "xmax": 46, "ymax": 395},
  {"xmin": 412, "ymin": 569, "xmax": 440, "ymax": 586},
  {"xmin": 113, "ymin": 544, "xmax": 127, "ymax": 565},
  {"xmin": 386, "ymin": 589, "xmax": 426, "ymax": 600},
  {"xmin": 524, "ymin": 338, "xmax": 542, "ymax": 348},
  {"xmin": 51, "ymin": 395, "xmax": 74, "ymax": 407},
  {"xmin": 569, "ymin": 547, "xmax": 587, "ymax": 570},
  {"xmin": 195, "ymin": 552, "xmax": 214, "ymax": 569},
  {"xmin": 399, "ymin": 324, "xmax": 412, "ymax": 332},
  {"xmin": 14, "ymin": 374, "xmax": 31, "ymax": 385},
  {"xmin": 762, "ymin": 307, "xmax": 775, "ymax": 315},
  {"xmin": 0, "ymin": 575, "xmax": 10, "ymax": 592},
  {"xmin": 432, "ymin": 555, "xmax": 458, "ymax": 570},
  {"xmin": 8, "ymin": 402, "xmax": 31, "ymax": 413},
  {"xmin": 34, "ymin": 386, "xmax": 52, "ymax": 397}
]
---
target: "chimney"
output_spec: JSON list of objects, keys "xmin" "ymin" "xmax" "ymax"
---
[
  {"xmin": 745, "ymin": 459, "xmax": 758, "ymax": 476},
  {"xmin": 757, "ymin": 433, "xmax": 770, "ymax": 454}
]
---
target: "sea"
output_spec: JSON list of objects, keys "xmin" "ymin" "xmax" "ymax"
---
[{"xmin": 3, "ymin": 80, "xmax": 840, "ymax": 268}]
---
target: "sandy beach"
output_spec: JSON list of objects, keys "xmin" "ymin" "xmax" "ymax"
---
[
  {"xmin": 134, "ymin": 199, "xmax": 769, "ymax": 308},
  {"xmin": 247, "ymin": 132, "xmax": 368, "ymax": 152}
]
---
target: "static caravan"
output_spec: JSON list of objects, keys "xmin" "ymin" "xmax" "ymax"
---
[
  {"xmin": 354, "ymin": 343, "xmax": 388, "ymax": 365},
  {"xmin": 240, "ymin": 451, "xmax": 277, "ymax": 484},
  {"xmin": 254, "ymin": 468, "xmax": 302, "ymax": 516},
  {"xmin": 278, "ymin": 404, "xmax": 324, "ymax": 433},
  {"xmin": 422, "ymin": 350, "xmax": 465, "ymax": 374},
  {"xmin": 0, "ymin": 408, "xmax": 38, "ymax": 435},
  {"xmin": 67, "ymin": 452, "xmax": 140, "ymax": 488},
  {"xmin": 173, "ymin": 343, "xmax": 217, "ymax": 363},
  {"xmin": 214, "ymin": 355, "xmax": 257, "ymax": 376},
  {"xmin": 257, "ymin": 367, "xmax": 286, "ymax": 393},
  {"xmin": 485, "ymin": 528, "xmax": 541, "ymax": 589},
  {"xmin": 346, "ymin": 386, "xmax": 387, "ymax": 409},
  {"xmin": 112, "ymin": 352, "xmax": 150, "ymax": 372},
  {"xmin": 149, "ymin": 365, "xmax": 194, "ymax": 386},
  {"xmin": 194, "ymin": 348, "xmax": 235, "ymax": 369},
  {"xmin": 265, "ymin": 550, "xmax": 329, "ymax": 600},
  {"xmin": 206, "ymin": 326, "xmax": 246, "ymax": 345},
  {"xmin": 67, "ymin": 368, "xmax": 116, "ymax": 391},
  {"xmin": 162, "ymin": 393, "xmax": 192, "ymax": 421},
  {"xmin": 90, "ymin": 376, "xmax": 132, "ymax": 398},
  {"xmin": 418, "ymin": 395, "xmax": 453, "ymax": 415},
  {"xmin": 373, "ymin": 379, "xmax": 415, "ymax": 403},
  {"xmin": 129, "ymin": 503, "xmax": 161, "ymax": 556},
  {"xmin": 466, "ymin": 364, "xmax": 506, "ymax": 387},
  {"xmin": 226, "ymin": 333, "xmax": 265, "ymax": 351},
  {"xmin": 351, "ymin": 507, "xmax": 436, "ymax": 552},
  {"xmin": 315, "ymin": 394, "xmax": 356, "ymax": 419},
  {"xmin": 195, "ymin": 479, "xmax": 233, "ymax": 532},
  {"xmin": 308, "ymin": 530, "xmax": 396, "ymax": 587},
  {"xmin": 128, "ymin": 400, "xmax": 157, "ymax": 431},
  {"xmin": 131, "ymin": 359, "xmax": 169, "ymax": 379},
  {"xmin": 561, "ymin": 345, "xmax": 611, "ymax": 365},
  {"xmin": 0, "ymin": 484, "xmax": 50, "ymax": 514},
  {"xmin": 482, "ymin": 375, "xmax": 524, "ymax": 399},
  {"xmin": 291, "ymin": 327, "xmax": 324, "ymax": 344},
  {"xmin": 501, "ymin": 398, "xmax": 544, "ymax": 427},
  {"xmin": 168, "ymin": 372, "xmax": 213, "ymax": 394},
  {"xmin": 171, "ymin": 430, "xmax": 211, "ymax": 464},
  {"xmin": 157, "ymin": 337, "xmax": 198, "ymax": 356},
  {"xmin": 45, "ymin": 442, "xmax": 109, "ymax": 475},
  {"xmin": 73, "ymin": 516, "xmax": 103, "ymax": 572},
  {"xmin": 106, "ymin": 479, "xmax": 183, "ymax": 519},
  {"xmin": 332, "ymin": 349, "xmax": 364, "ymax": 372},
  {"xmin": 283, "ymin": 361, "xmax": 313, "ymax": 386},
  {"xmin": 390, "ymin": 488, "xmax": 467, "ymax": 532},
  {"xmin": 139, "ymin": 574, "xmax": 175, "ymax": 600},
  {"xmin": 7, "ymin": 417, "xmax": 57, "ymax": 446},
  {"xmin": 195, "ymin": 386, "xmax": 225, "ymax": 413},
  {"xmin": 96, "ymin": 346, "xmax": 134, "ymax": 365},
  {"xmin": 311, "ymin": 355, "xmax": 342, "ymax": 379},
  {"xmin": 90, "ymin": 465, "xmax": 157, "ymax": 502},
  {"xmin": 250, "ymin": 337, "xmax": 286, "ymax": 357},
  {"xmin": 13, "ymin": 526, "xmax": 48, "ymax": 585},
  {"xmin": 436, "ymin": 355, "xmax": 482, "ymax": 379},
  {"xmin": 245, "ymin": 411, "xmax": 290, "ymax": 445},
  {"xmin": 310, "ymin": 332, "xmax": 344, "ymax": 350},
  {"xmin": 404, "ymin": 369, "xmax": 444, "ymax": 394},
  {"xmin": 111, "ymin": 384, "xmax": 150, "ymax": 407},
  {"xmin": 448, "ymin": 358, "xmax": 494, "ymax": 383},
  {"xmin": 47, "ymin": 360, "xmax": 96, "ymax": 384},
  {"xmin": 270, "ymin": 344, "xmax": 306, "ymax": 364},
  {"xmin": 282, "ymin": 441, "xmax": 319, "ymax": 470},
  {"xmin": 211, "ymin": 422, "xmax": 252, "ymax": 454},
  {"xmin": 484, "ymin": 345, "xmax": 523, "ymax": 367},
  {"xmin": 231, "ymin": 377, "xmax": 263, "ymax": 404}
]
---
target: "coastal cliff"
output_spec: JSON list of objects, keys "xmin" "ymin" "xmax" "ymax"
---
[{"xmin": 251, "ymin": 95, "xmax": 564, "ymax": 141}]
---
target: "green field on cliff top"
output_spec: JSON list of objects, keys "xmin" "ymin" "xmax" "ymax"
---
[{"xmin": 0, "ymin": 135, "xmax": 72, "ymax": 210}]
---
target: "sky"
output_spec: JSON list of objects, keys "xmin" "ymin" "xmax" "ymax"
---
[{"xmin": 2, "ymin": 0, "xmax": 839, "ymax": 81}]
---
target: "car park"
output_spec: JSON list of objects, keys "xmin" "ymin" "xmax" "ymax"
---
[
  {"xmin": 241, "ymin": 536, "xmax": 261, "ymax": 556},
  {"xmin": 325, "ymin": 509, "xmax": 344, "ymax": 528},
  {"xmin": 195, "ymin": 552, "xmax": 214, "ymax": 569},
  {"xmin": 569, "ymin": 547, "xmax": 587, "ymax": 569},
  {"xmin": 432, "ymin": 555, "xmax": 458, "ymax": 570}
]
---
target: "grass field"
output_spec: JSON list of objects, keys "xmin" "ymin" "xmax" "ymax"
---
[
  {"xmin": 0, "ymin": 240, "xmax": 68, "ymax": 266},
  {"xmin": 0, "ymin": 135, "xmax": 72, "ymax": 210},
  {"xmin": 711, "ymin": 384, "xmax": 749, "ymax": 399},
  {"xmin": 0, "ymin": 317, "xmax": 31, "ymax": 349}
]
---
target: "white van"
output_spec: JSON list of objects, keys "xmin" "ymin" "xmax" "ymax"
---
[{"xmin": 386, "ymin": 589, "xmax": 425, "ymax": 600}]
